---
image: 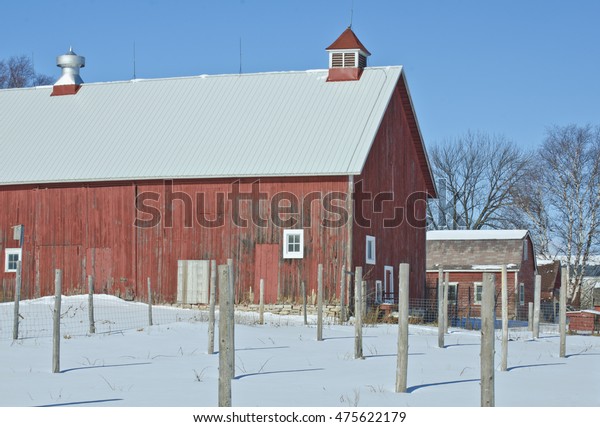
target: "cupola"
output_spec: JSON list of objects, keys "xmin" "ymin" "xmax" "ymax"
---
[{"xmin": 326, "ymin": 27, "xmax": 370, "ymax": 82}]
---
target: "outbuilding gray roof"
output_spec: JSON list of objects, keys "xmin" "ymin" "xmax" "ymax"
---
[
  {"xmin": 426, "ymin": 230, "xmax": 531, "ymax": 271},
  {"xmin": 0, "ymin": 66, "xmax": 405, "ymax": 185}
]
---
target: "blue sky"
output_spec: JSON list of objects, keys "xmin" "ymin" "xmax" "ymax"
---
[{"xmin": 1, "ymin": 0, "xmax": 599, "ymax": 150}]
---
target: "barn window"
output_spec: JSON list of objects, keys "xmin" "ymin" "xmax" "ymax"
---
[
  {"xmin": 283, "ymin": 229, "xmax": 304, "ymax": 259},
  {"xmin": 366, "ymin": 235, "xmax": 376, "ymax": 265},
  {"xmin": 375, "ymin": 280, "xmax": 383, "ymax": 304},
  {"xmin": 474, "ymin": 282, "xmax": 483, "ymax": 305},
  {"xmin": 4, "ymin": 248, "xmax": 22, "ymax": 273},
  {"xmin": 519, "ymin": 283, "xmax": 525, "ymax": 305},
  {"xmin": 523, "ymin": 240, "xmax": 528, "ymax": 260}
]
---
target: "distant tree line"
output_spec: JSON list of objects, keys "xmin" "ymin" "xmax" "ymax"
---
[
  {"xmin": 427, "ymin": 125, "xmax": 600, "ymax": 306},
  {"xmin": 0, "ymin": 55, "xmax": 53, "ymax": 89}
]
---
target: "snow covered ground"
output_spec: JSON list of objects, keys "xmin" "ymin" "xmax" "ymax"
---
[{"xmin": 1, "ymin": 295, "xmax": 599, "ymax": 408}]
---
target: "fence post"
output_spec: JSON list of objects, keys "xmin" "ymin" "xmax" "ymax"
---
[
  {"xmin": 12, "ymin": 261, "xmax": 22, "ymax": 340},
  {"xmin": 88, "ymin": 275, "xmax": 95, "ymax": 334},
  {"xmin": 533, "ymin": 274, "xmax": 541, "ymax": 339},
  {"xmin": 227, "ymin": 259, "xmax": 235, "ymax": 377},
  {"xmin": 218, "ymin": 264, "xmax": 233, "ymax": 407},
  {"xmin": 208, "ymin": 260, "xmax": 217, "ymax": 355},
  {"xmin": 444, "ymin": 271, "xmax": 449, "ymax": 333},
  {"xmin": 301, "ymin": 281, "xmax": 307, "ymax": 326},
  {"xmin": 317, "ymin": 264, "xmax": 324, "ymax": 341},
  {"xmin": 501, "ymin": 265, "xmax": 508, "ymax": 371},
  {"xmin": 437, "ymin": 267, "xmax": 444, "ymax": 348},
  {"xmin": 147, "ymin": 277, "xmax": 153, "ymax": 327},
  {"xmin": 528, "ymin": 302, "xmax": 533, "ymax": 332},
  {"xmin": 52, "ymin": 269, "xmax": 62, "ymax": 374},
  {"xmin": 362, "ymin": 280, "xmax": 367, "ymax": 318},
  {"xmin": 559, "ymin": 266, "xmax": 567, "ymax": 358},
  {"xmin": 258, "ymin": 278, "xmax": 265, "ymax": 325},
  {"xmin": 354, "ymin": 266, "xmax": 363, "ymax": 359},
  {"xmin": 396, "ymin": 263, "xmax": 409, "ymax": 393},
  {"xmin": 481, "ymin": 273, "xmax": 495, "ymax": 407},
  {"xmin": 340, "ymin": 264, "xmax": 346, "ymax": 324}
]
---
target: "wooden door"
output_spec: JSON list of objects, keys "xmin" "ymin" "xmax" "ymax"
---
[{"xmin": 254, "ymin": 244, "xmax": 279, "ymax": 304}]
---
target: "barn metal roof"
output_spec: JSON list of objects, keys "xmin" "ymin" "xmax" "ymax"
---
[{"xmin": 0, "ymin": 66, "xmax": 405, "ymax": 185}]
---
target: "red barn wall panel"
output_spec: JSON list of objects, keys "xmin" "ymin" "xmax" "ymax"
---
[{"xmin": 353, "ymin": 77, "xmax": 430, "ymax": 301}]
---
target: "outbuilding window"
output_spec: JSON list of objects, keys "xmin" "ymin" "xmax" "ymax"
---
[
  {"xmin": 519, "ymin": 283, "xmax": 525, "ymax": 306},
  {"xmin": 474, "ymin": 282, "xmax": 483, "ymax": 305},
  {"xmin": 447, "ymin": 282, "xmax": 458, "ymax": 304},
  {"xmin": 283, "ymin": 229, "xmax": 304, "ymax": 259},
  {"xmin": 4, "ymin": 248, "xmax": 22, "ymax": 273}
]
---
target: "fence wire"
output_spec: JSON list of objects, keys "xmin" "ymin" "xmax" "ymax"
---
[{"xmin": 0, "ymin": 295, "xmax": 208, "ymax": 340}]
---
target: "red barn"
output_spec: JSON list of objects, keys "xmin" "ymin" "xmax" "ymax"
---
[
  {"xmin": 0, "ymin": 28, "xmax": 435, "ymax": 306},
  {"xmin": 425, "ymin": 230, "xmax": 537, "ymax": 323}
]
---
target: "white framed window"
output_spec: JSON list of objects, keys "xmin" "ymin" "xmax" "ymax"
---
[
  {"xmin": 447, "ymin": 282, "xmax": 458, "ymax": 304},
  {"xmin": 519, "ymin": 283, "xmax": 525, "ymax": 306},
  {"xmin": 375, "ymin": 280, "xmax": 383, "ymax": 304},
  {"xmin": 366, "ymin": 235, "xmax": 376, "ymax": 265},
  {"xmin": 474, "ymin": 282, "xmax": 483, "ymax": 305},
  {"xmin": 4, "ymin": 248, "xmax": 22, "ymax": 273},
  {"xmin": 523, "ymin": 240, "xmax": 528, "ymax": 260},
  {"xmin": 283, "ymin": 229, "xmax": 304, "ymax": 259}
]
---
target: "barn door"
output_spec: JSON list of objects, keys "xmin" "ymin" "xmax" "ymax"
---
[
  {"xmin": 254, "ymin": 244, "xmax": 279, "ymax": 304},
  {"xmin": 37, "ymin": 245, "xmax": 84, "ymax": 296}
]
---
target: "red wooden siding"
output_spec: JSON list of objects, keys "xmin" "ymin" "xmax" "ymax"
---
[
  {"xmin": 1, "ymin": 177, "xmax": 351, "ymax": 304},
  {"xmin": 353, "ymin": 76, "xmax": 430, "ymax": 301}
]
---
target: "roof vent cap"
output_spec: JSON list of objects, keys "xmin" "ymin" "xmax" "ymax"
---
[{"xmin": 55, "ymin": 47, "xmax": 85, "ymax": 86}]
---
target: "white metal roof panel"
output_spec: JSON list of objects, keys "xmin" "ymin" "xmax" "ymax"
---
[
  {"xmin": 0, "ymin": 67, "xmax": 402, "ymax": 185},
  {"xmin": 427, "ymin": 230, "xmax": 529, "ymax": 241}
]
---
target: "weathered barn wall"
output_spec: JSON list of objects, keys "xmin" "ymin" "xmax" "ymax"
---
[
  {"xmin": 353, "ymin": 75, "xmax": 430, "ymax": 301},
  {"xmin": 0, "ymin": 177, "xmax": 350, "ymax": 304}
]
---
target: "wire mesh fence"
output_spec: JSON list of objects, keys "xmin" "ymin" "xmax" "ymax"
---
[
  {"xmin": 368, "ymin": 298, "xmax": 562, "ymax": 331},
  {"xmin": 0, "ymin": 295, "xmax": 208, "ymax": 340},
  {"xmin": 2, "ymin": 291, "xmax": 565, "ymax": 340}
]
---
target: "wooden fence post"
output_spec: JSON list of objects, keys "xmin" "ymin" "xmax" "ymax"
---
[
  {"xmin": 218, "ymin": 264, "xmax": 233, "ymax": 407},
  {"xmin": 227, "ymin": 259, "xmax": 235, "ymax": 377},
  {"xmin": 259, "ymin": 278, "xmax": 265, "ymax": 325},
  {"xmin": 362, "ymin": 280, "xmax": 367, "ymax": 318},
  {"xmin": 481, "ymin": 273, "xmax": 495, "ymax": 407},
  {"xmin": 52, "ymin": 269, "xmax": 62, "ymax": 374},
  {"xmin": 533, "ymin": 274, "xmax": 541, "ymax": 339},
  {"xmin": 354, "ymin": 266, "xmax": 363, "ymax": 359},
  {"xmin": 317, "ymin": 264, "xmax": 324, "ymax": 341},
  {"xmin": 501, "ymin": 265, "xmax": 508, "ymax": 371},
  {"xmin": 528, "ymin": 302, "xmax": 534, "ymax": 332},
  {"xmin": 207, "ymin": 260, "xmax": 217, "ymax": 355},
  {"xmin": 559, "ymin": 266, "xmax": 567, "ymax": 358},
  {"xmin": 88, "ymin": 275, "xmax": 95, "ymax": 334},
  {"xmin": 437, "ymin": 267, "xmax": 444, "ymax": 348},
  {"xmin": 444, "ymin": 272, "xmax": 450, "ymax": 333},
  {"xmin": 301, "ymin": 281, "xmax": 307, "ymax": 326},
  {"xmin": 12, "ymin": 261, "xmax": 22, "ymax": 340},
  {"xmin": 147, "ymin": 277, "xmax": 153, "ymax": 327},
  {"xmin": 395, "ymin": 263, "xmax": 409, "ymax": 393},
  {"xmin": 340, "ymin": 264, "xmax": 346, "ymax": 323}
]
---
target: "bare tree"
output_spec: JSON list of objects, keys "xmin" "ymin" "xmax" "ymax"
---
[
  {"xmin": 509, "ymin": 159, "xmax": 553, "ymax": 257},
  {"xmin": 538, "ymin": 124, "xmax": 600, "ymax": 306},
  {"xmin": 0, "ymin": 55, "xmax": 53, "ymax": 89},
  {"xmin": 427, "ymin": 131, "xmax": 531, "ymax": 230}
]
